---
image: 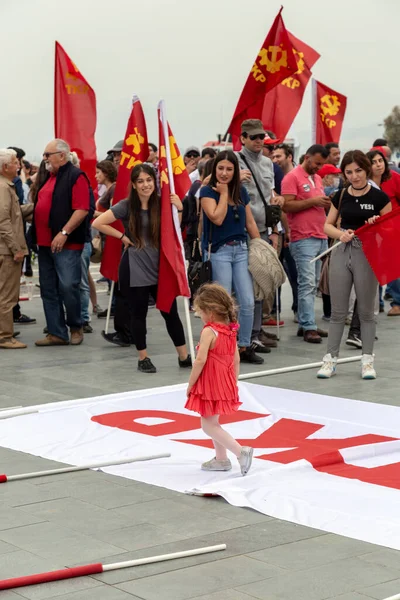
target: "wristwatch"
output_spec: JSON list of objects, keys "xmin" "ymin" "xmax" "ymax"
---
[{"xmin": 61, "ymin": 230, "xmax": 69, "ymax": 237}]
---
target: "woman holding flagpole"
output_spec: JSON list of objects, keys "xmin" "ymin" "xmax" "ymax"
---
[
  {"xmin": 317, "ymin": 150, "xmax": 391, "ymax": 381},
  {"xmin": 92, "ymin": 163, "xmax": 192, "ymax": 374},
  {"xmin": 200, "ymin": 150, "xmax": 262, "ymax": 364}
]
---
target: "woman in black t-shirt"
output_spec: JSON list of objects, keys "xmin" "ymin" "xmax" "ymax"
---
[{"xmin": 317, "ymin": 150, "xmax": 391, "ymax": 381}]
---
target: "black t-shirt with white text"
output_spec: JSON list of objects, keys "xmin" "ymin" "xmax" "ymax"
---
[{"xmin": 332, "ymin": 186, "xmax": 390, "ymax": 230}]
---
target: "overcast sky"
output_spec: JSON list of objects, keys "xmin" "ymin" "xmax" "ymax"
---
[{"xmin": 1, "ymin": 0, "xmax": 399, "ymax": 161}]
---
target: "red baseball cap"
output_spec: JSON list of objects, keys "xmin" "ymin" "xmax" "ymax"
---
[
  {"xmin": 318, "ymin": 164, "xmax": 341, "ymax": 178},
  {"xmin": 263, "ymin": 135, "xmax": 281, "ymax": 146}
]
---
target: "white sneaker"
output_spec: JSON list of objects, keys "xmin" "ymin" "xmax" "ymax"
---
[
  {"xmin": 317, "ymin": 354, "xmax": 337, "ymax": 379},
  {"xmin": 238, "ymin": 447, "xmax": 253, "ymax": 476},
  {"xmin": 361, "ymin": 354, "xmax": 376, "ymax": 379}
]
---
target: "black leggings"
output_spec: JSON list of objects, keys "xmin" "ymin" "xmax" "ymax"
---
[{"xmin": 127, "ymin": 285, "xmax": 186, "ymax": 351}]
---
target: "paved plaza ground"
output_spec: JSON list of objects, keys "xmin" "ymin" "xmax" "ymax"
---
[{"xmin": 0, "ymin": 275, "xmax": 400, "ymax": 600}]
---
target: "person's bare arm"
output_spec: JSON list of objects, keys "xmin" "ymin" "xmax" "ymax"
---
[
  {"xmin": 201, "ymin": 184, "xmax": 229, "ymax": 226},
  {"xmin": 283, "ymin": 194, "xmax": 331, "ymax": 213},
  {"xmin": 92, "ymin": 210, "xmax": 133, "ymax": 250},
  {"xmin": 187, "ymin": 328, "xmax": 214, "ymax": 394},
  {"xmin": 245, "ymin": 204, "xmax": 260, "ymax": 239},
  {"xmin": 234, "ymin": 346, "xmax": 240, "ymax": 380},
  {"xmin": 50, "ymin": 209, "xmax": 89, "ymax": 253}
]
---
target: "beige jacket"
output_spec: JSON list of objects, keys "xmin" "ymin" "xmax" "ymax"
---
[
  {"xmin": 248, "ymin": 237, "xmax": 286, "ymax": 315},
  {"xmin": 0, "ymin": 175, "xmax": 33, "ymax": 256}
]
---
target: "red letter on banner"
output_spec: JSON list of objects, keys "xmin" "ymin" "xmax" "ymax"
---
[{"xmin": 91, "ymin": 410, "xmax": 268, "ymax": 437}]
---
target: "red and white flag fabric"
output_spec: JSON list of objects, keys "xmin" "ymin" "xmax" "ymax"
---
[
  {"xmin": 157, "ymin": 101, "xmax": 191, "ymax": 313},
  {"xmin": 356, "ymin": 206, "xmax": 400, "ymax": 285},
  {"xmin": 227, "ymin": 8, "xmax": 298, "ymax": 150},
  {"xmin": 262, "ymin": 32, "xmax": 320, "ymax": 141},
  {"xmin": 54, "ymin": 41, "xmax": 97, "ymax": 193},
  {"xmin": 100, "ymin": 96, "xmax": 149, "ymax": 282},
  {"xmin": 312, "ymin": 79, "xmax": 347, "ymax": 145}
]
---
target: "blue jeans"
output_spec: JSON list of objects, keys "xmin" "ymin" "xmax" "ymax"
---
[
  {"xmin": 210, "ymin": 242, "xmax": 254, "ymax": 347},
  {"xmin": 290, "ymin": 237, "xmax": 328, "ymax": 331},
  {"xmin": 38, "ymin": 246, "xmax": 83, "ymax": 341},
  {"xmin": 80, "ymin": 242, "xmax": 92, "ymax": 323},
  {"xmin": 389, "ymin": 278, "xmax": 400, "ymax": 307}
]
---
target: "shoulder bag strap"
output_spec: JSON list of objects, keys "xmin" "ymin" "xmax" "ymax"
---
[{"xmin": 239, "ymin": 152, "xmax": 270, "ymax": 226}]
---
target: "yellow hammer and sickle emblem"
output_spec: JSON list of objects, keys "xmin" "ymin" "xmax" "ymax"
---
[
  {"xmin": 125, "ymin": 127, "xmax": 145, "ymax": 156},
  {"xmin": 320, "ymin": 95, "xmax": 341, "ymax": 117},
  {"xmin": 169, "ymin": 136, "xmax": 186, "ymax": 175},
  {"xmin": 293, "ymin": 50, "xmax": 305, "ymax": 75},
  {"xmin": 258, "ymin": 45, "xmax": 288, "ymax": 74}
]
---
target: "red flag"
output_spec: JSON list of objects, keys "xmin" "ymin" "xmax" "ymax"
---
[
  {"xmin": 54, "ymin": 42, "xmax": 97, "ymax": 193},
  {"xmin": 262, "ymin": 32, "xmax": 320, "ymax": 140},
  {"xmin": 100, "ymin": 96, "xmax": 149, "ymax": 281},
  {"xmin": 356, "ymin": 207, "xmax": 400, "ymax": 285},
  {"xmin": 227, "ymin": 8, "xmax": 298, "ymax": 149},
  {"xmin": 157, "ymin": 101, "xmax": 190, "ymax": 313},
  {"xmin": 313, "ymin": 79, "xmax": 347, "ymax": 145}
]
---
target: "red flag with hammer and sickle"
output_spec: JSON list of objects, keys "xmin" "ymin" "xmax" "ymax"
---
[
  {"xmin": 313, "ymin": 79, "xmax": 347, "ymax": 145},
  {"xmin": 262, "ymin": 32, "xmax": 320, "ymax": 141},
  {"xmin": 100, "ymin": 96, "xmax": 149, "ymax": 281},
  {"xmin": 227, "ymin": 8, "xmax": 298, "ymax": 149}
]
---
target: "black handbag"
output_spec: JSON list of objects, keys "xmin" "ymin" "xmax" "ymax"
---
[
  {"xmin": 187, "ymin": 220, "xmax": 213, "ymax": 296},
  {"xmin": 239, "ymin": 152, "xmax": 282, "ymax": 228}
]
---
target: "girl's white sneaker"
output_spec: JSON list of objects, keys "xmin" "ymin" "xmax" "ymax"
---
[
  {"xmin": 317, "ymin": 354, "xmax": 337, "ymax": 379},
  {"xmin": 361, "ymin": 354, "xmax": 376, "ymax": 379}
]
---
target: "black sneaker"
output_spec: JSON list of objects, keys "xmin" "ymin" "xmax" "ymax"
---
[
  {"xmin": 179, "ymin": 354, "xmax": 192, "ymax": 368},
  {"xmin": 346, "ymin": 333, "xmax": 362, "ymax": 349},
  {"xmin": 14, "ymin": 314, "xmax": 36, "ymax": 324},
  {"xmin": 251, "ymin": 340, "xmax": 271, "ymax": 354},
  {"xmin": 101, "ymin": 331, "xmax": 131, "ymax": 347},
  {"xmin": 240, "ymin": 347, "xmax": 264, "ymax": 365},
  {"xmin": 97, "ymin": 308, "xmax": 115, "ymax": 319},
  {"xmin": 138, "ymin": 357, "xmax": 157, "ymax": 373},
  {"xmin": 83, "ymin": 322, "xmax": 93, "ymax": 334}
]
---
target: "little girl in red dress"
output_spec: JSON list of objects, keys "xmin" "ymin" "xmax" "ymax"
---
[{"xmin": 185, "ymin": 283, "xmax": 253, "ymax": 476}]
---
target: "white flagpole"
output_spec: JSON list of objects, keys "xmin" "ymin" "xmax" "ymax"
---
[
  {"xmin": 158, "ymin": 100, "xmax": 196, "ymax": 360},
  {"xmin": 310, "ymin": 241, "xmax": 342, "ymax": 264},
  {"xmin": 105, "ymin": 281, "xmax": 115, "ymax": 335}
]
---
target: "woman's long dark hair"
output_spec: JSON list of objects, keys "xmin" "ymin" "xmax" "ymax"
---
[
  {"xmin": 366, "ymin": 150, "xmax": 391, "ymax": 183},
  {"xmin": 209, "ymin": 150, "xmax": 241, "ymax": 205},
  {"xmin": 29, "ymin": 160, "xmax": 49, "ymax": 205},
  {"xmin": 128, "ymin": 163, "xmax": 160, "ymax": 249}
]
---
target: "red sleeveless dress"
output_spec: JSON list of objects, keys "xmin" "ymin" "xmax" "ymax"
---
[{"xmin": 185, "ymin": 322, "xmax": 241, "ymax": 417}]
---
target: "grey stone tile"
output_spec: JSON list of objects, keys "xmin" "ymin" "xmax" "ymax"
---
[
  {"xmin": 0, "ymin": 539, "xmax": 19, "ymax": 554},
  {"xmin": 0, "ymin": 506, "xmax": 48, "ymax": 531},
  {"xmin": 0, "ymin": 482, "xmax": 68, "ymax": 508},
  {"xmin": 0, "ymin": 549, "xmax": 61, "ymax": 579},
  {"xmin": 0, "ymin": 522, "xmax": 125, "ymax": 563},
  {"xmin": 15, "ymin": 576, "xmax": 101, "ymax": 600},
  {"xmin": 332, "ymin": 594, "xmax": 375, "ymax": 600},
  {"xmin": 359, "ymin": 578, "xmax": 400, "ymax": 599},
  {"xmin": 359, "ymin": 548, "xmax": 400, "ymax": 574},
  {"xmin": 94, "ymin": 522, "xmax": 189, "ymax": 551},
  {"xmin": 190, "ymin": 592, "xmax": 257, "ymax": 600},
  {"xmin": 237, "ymin": 557, "xmax": 400, "ymax": 600},
  {"xmin": 247, "ymin": 534, "xmax": 381, "ymax": 571},
  {"xmin": 18, "ymin": 498, "xmax": 130, "ymax": 535},
  {"xmin": 113, "ymin": 498, "xmax": 243, "ymax": 538},
  {"xmin": 173, "ymin": 494, "xmax": 273, "ymax": 525},
  {"xmin": 115, "ymin": 556, "xmax": 282, "ymax": 600},
  {"xmin": 45, "ymin": 588, "xmax": 143, "ymax": 600},
  {"xmin": 0, "ymin": 592, "xmax": 27, "ymax": 599}
]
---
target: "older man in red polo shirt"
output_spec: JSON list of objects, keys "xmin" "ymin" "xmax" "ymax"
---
[
  {"xmin": 32, "ymin": 139, "xmax": 90, "ymax": 346},
  {"xmin": 282, "ymin": 144, "xmax": 331, "ymax": 344}
]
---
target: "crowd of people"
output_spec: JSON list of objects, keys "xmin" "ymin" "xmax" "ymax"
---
[{"xmin": 1, "ymin": 124, "xmax": 399, "ymax": 382}]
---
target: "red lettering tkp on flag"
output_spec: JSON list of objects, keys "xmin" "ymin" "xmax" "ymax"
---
[{"xmin": 92, "ymin": 409, "xmax": 400, "ymax": 491}]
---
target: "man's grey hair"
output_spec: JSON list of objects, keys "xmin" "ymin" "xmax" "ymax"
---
[
  {"xmin": 0, "ymin": 148, "xmax": 17, "ymax": 171},
  {"xmin": 54, "ymin": 139, "xmax": 70, "ymax": 154}
]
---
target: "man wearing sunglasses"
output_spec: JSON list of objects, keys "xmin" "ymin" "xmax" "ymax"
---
[
  {"xmin": 237, "ymin": 119, "xmax": 283, "ymax": 354},
  {"xmin": 32, "ymin": 139, "xmax": 91, "ymax": 347}
]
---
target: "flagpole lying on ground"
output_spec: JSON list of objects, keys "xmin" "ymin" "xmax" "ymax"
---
[
  {"xmin": 238, "ymin": 355, "xmax": 361, "ymax": 381},
  {"xmin": 0, "ymin": 544, "xmax": 226, "ymax": 591},
  {"xmin": 0, "ymin": 453, "xmax": 171, "ymax": 484},
  {"xmin": 104, "ymin": 281, "xmax": 115, "ymax": 335},
  {"xmin": 310, "ymin": 241, "xmax": 342, "ymax": 264}
]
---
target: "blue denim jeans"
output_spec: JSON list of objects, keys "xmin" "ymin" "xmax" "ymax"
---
[
  {"xmin": 38, "ymin": 246, "xmax": 83, "ymax": 341},
  {"xmin": 210, "ymin": 241, "xmax": 254, "ymax": 347},
  {"xmin": 290, "ymin": 237, "xmax": 328, "ymax": 331},
  {"xmin": 80, "ymin": 242, "xmax": 92, "ymax": 323},
  {"xmin": 389, "ymin": 278, "xmax": 400, "ymax": 307}
]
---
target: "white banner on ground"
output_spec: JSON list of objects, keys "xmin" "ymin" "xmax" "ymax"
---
[{"xmin": 1, "ymin": 382, "xmax": 400, "ymax": 550}]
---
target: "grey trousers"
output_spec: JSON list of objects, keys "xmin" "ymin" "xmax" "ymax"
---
[{"xmin": 327, "ymin": 241, "xmax": 378, "ymax": 357}]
